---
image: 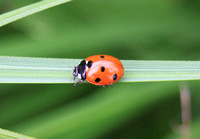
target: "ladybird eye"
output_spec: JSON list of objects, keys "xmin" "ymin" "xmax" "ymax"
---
[
  {"xmin": 100, "ymin": 55, "xmax": 104, "ymax": 58},
  {"xmin": 95, "ymin": 78, "xmax": 101, "ymax": 82},
  {"xmin": 87, "ymin": 60, "xmax": 93, "ymax": 68},
  {"xmin": 101, "ymin": 66, "xmax": 105, "ymax": 72},
  {"xmin": 113, "ymin": 74, "xmax": 117, "ymax": 80}
]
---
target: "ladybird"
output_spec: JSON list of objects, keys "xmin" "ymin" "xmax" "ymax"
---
[{"xmin": 73, "ymin": 55, "xmax": 124, "ymax": 87}]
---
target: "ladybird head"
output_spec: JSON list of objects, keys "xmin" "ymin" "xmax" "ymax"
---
[
  {"xmin": 73, "ymin": 60, "xmax": 86, "ymax": 81},
  {"xmin": 73, "ymin": 66, "xmax": 78, "ymax": 78}
]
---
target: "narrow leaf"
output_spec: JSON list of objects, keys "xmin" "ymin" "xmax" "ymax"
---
[
  {"xmin": 0, "ymin": 128, "xmax": 35, "ymax": 139},
  {"xmin": 0, "ymin": 0, "xmax": 71, "ymax": 27},
  {"xmin": 0, "ymin": 56, "xmax": 199, "ymax": 83}
]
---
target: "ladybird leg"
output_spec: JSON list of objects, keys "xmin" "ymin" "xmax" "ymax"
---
[
  {"xmin": 95, "ymin": 85, "xmax": 100, "ymax": 87},
  {"xmin": 74, "ymin": 81, "xmax": 79, "ymax": 87},
  {"xmin": 74, "ymin": 80, "xmax": 84, "ymax": 87},
  {"xmin": 79, "ymin": 80, "xmax": 84, "ymax": 84},
  {"xmin": 110, "ymin": 84, "xmax": 113, "ymax": 87},
  {"xmin": 103, "ymin": 85, "xmax": 108, "ymax": 88}
]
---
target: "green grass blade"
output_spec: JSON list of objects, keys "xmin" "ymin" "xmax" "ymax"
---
[
  {"xmin": 0, "ymin": 128, "xmax": 35, "ymax": 139},
  {"xmin": 0, "ymin": 0, "xmax": 71, "ymax": 27},
  {"xmin": 0, "ymin": 56, "xmax": 200, "ymax": 83},
  {"xmin": 9, "ymin": 82, "xmax": 179, "ymax": 138}
]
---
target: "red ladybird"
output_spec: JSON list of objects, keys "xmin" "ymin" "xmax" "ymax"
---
[{"xmin": 73, "ymin": 55, "xmax": 124, "ymax": 87}]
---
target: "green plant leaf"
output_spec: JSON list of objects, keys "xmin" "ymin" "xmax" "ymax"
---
[
  {"xmin": 8, "ymin": 82, "xmax": 179, "ymax": 138},
  {"xmin": 0, "ymin": 0, "xmax": 71, "ymax": 27},
  {"xmin": 0, "ymin": 128, "xmax": 35, "ymax": 139},
  {"xmin": 0, "ymin": 56, "xmax": 200, "ymax": 83}
]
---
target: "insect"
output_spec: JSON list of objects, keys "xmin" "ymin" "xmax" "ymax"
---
[{"xmin": 73, "ymin": 55, "xmax": 124, "ymax": 87}]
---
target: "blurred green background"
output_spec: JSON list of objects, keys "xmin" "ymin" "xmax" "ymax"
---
[{"xmin": 0, "ymin": 0, "xmax": 200, "ymax": 138}]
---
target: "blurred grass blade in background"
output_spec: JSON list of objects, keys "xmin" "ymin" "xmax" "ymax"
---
[
  {"xmin": 9, "ymin": 82, "xmax": 179, "ymax": 138},
  {"xmin": 0, "ymin": 128, "xmax": 35, "ymax": 139},
  {"xmin": 165, "ymin": 119, "xmax": 200, "ymax": 139},
  {"xmin": 0, "ymin": 56, "xmax": 200, "ymax": 83},
  {"xmin": 0, "ymin": 0, "xmax": 71, "ymax": 27}
]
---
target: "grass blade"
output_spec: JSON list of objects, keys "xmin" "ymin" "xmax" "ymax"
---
[
  {"xmin": 8, "ymin": 82, "xmax": 178, "ymax": 138},
  {"xmin": 0, "ymin": 128, "xmax": 35, "ymax": 139},
  {"xmin": 0, "ymin": 56, "xmax": 200, "ymax": 83},
  {"xmin": 0, "ymin": 0, "xmax": 71, "ymax": 27}
]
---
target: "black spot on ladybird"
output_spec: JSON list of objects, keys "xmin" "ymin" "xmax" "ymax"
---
[
  {"xmin": 87, "ymin": 60, "xmax": 92, "ymax": 68},
  {"xmin": 113, "ymin": 74, "xmax": 117, "ymax": 80},
  {"xmin": 100, "ymin": 55, "xmax": 104, "ymax": 58},
  {"xmin": 101, "ymin": 66, "xmax": 105, "ymax": 72},
  {"xmin": 95, "ymin": 78, "xmax": 101, "ymax": 82}
]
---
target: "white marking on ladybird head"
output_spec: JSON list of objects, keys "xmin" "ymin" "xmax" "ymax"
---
[{"xmin": 78, "ymin": 73, "xmax": 82, "ymax": 79}]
